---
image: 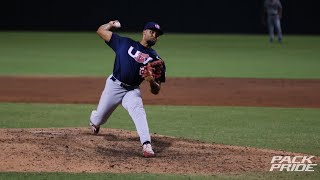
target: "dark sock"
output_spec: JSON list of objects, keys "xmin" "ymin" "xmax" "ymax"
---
[{"xmin": 143, "ymin": 141, "xmax": 151, "ymax": 145}]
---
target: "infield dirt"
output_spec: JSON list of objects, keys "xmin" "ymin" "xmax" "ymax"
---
[
  {"xmin": 0, "ymin": 77, "xmax": 319, "ymax": 175},
  {"xmin": 1, "ymin": 76, "xmax": 320, "ymax": 108}
]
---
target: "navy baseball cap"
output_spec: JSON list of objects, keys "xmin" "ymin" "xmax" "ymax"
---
[{"xmin": 143, "ymin": 22, "xmax": 164, "ymax": 35}]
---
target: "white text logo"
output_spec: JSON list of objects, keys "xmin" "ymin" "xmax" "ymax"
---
[
  {"xmin": 270, "ymin": 156, "xmax": 317, "ymax": 171},
  {"xmin": 128, "ymin": 46, "xmax": 153, "ymax": 64}
]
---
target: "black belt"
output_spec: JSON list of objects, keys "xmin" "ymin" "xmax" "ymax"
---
[{"xmin": 110, "ymin": 76, "xmax": 138, "ymax": 91}]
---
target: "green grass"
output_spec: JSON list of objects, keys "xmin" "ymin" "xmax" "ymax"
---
[
  {"xmin": 1, "ymin": 32, "xmax": 320, "ymax": 78},
  {"xmin": 1, "ymin": 103, "xmax": 319, "ymax": 156},
  {"xmin": 0, "ymin": 171, "xmax": 319, "ymax": 180}
]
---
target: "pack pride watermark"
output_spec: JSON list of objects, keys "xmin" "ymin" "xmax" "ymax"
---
[{"xmin": 270, "ymin": 156, "xmax": 317, "ymax": 172}]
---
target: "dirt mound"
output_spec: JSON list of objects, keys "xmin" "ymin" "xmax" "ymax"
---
[{"xmin": 0, "ymin": 128, "xmax": 317, "ymax": 175}]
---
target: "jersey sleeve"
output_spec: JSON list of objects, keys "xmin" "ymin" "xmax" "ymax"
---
[{"xmin": 105, "ymin": 33, "xmax": 124, "ymax": 52}]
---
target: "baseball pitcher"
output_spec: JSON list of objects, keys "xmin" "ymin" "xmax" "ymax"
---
[{"xmin": 89, "ymin": 20, "xmax": 166, "ymax": 158}]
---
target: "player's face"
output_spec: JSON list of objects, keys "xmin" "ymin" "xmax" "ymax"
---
[{"xmin": 143, "ymin": 29, "xmax": 160, "ymax": 47}]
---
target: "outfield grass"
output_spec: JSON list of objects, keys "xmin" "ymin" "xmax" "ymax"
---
[
  {"xmin": 1, "ymin": 103, "xmax": 319, "ymax": 156},
  {"xmin": 1, "ymin": 32, "xmax": 320, "ymax": 78}
]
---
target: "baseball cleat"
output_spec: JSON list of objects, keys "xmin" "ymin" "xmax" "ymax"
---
[
  {"xmin": 142, "ymin": 142, "xmax": 155, "ymax": 158},
  {"xmin": 90, "ymin": 121, "xmax": 100, "ymax": 135}
]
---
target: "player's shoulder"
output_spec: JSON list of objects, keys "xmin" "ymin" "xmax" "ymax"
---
[
  {"xmin": 149, "ymin": 47, "xmax": 159, "ymax": 54},
  {"xmin": 124, "ymin": 37, "xmax": 140, "ymax": 46},
  {"xmin": 112, "ymin": 33, "xmax": 134, "ymax": 42},
  {"xmin": 122, "ymin": 36, "xmax": 134, "ymax": 42}
]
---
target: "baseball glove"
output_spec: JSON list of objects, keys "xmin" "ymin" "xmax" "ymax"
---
[{"xmin": 143, "ymin": 60, "xmax": 164, "ymax": 81}]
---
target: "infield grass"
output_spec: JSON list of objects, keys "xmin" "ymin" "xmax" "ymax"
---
[
  {"xmin": 0, "ymin": 171, "xmax": 319, "ymax": 180},
  {"xmin": 1, "ymin": 32, "xmax": 320, "ymax": 78}
]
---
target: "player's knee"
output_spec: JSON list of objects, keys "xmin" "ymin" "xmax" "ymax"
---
[
  {"xmin": 122, "ymin": 98, "xmax": 143, "ymax": 110},
  {"xmin": 131, "ymin": 103, "xmax": 143, "ymax": 110},
  {"xmin": 128, "ymin": 103, "xmax": 144, "ymax": 114}
]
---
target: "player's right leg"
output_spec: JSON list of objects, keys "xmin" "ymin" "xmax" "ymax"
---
[{"xmin": 89, "ymin": 75, "xmax": 127, "ymax": 134}]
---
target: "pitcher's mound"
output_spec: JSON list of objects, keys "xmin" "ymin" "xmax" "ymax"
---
[{"xmin": 0, "ymin": 128, "xmax": 317, "ymax": 175}]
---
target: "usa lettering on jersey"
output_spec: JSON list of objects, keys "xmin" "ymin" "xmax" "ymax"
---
[{"xmin": 128, "ymin": 46, "xmax": 153, "ymax": 64}]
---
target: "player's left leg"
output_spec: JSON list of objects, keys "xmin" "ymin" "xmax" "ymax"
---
[
  {"xmin": 122, "ymin": 89, "xmax": 155, "ymax": 157},
  {"xmin": 122, "ymin": 88, "xmax": 151, "ymax": 144},
  {"xmin": 275, "ymin": 17, "xmax": 283, "ymax": 43}
]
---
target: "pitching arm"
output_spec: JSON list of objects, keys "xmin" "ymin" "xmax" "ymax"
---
[{"xmin": 96, "ymin": 20, "xmax": 121, "ymax": 42}]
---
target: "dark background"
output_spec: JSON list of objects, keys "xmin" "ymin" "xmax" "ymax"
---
[{"xmin": 1, "ymin": 0, "xmax": 319, "ymax": 34}]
